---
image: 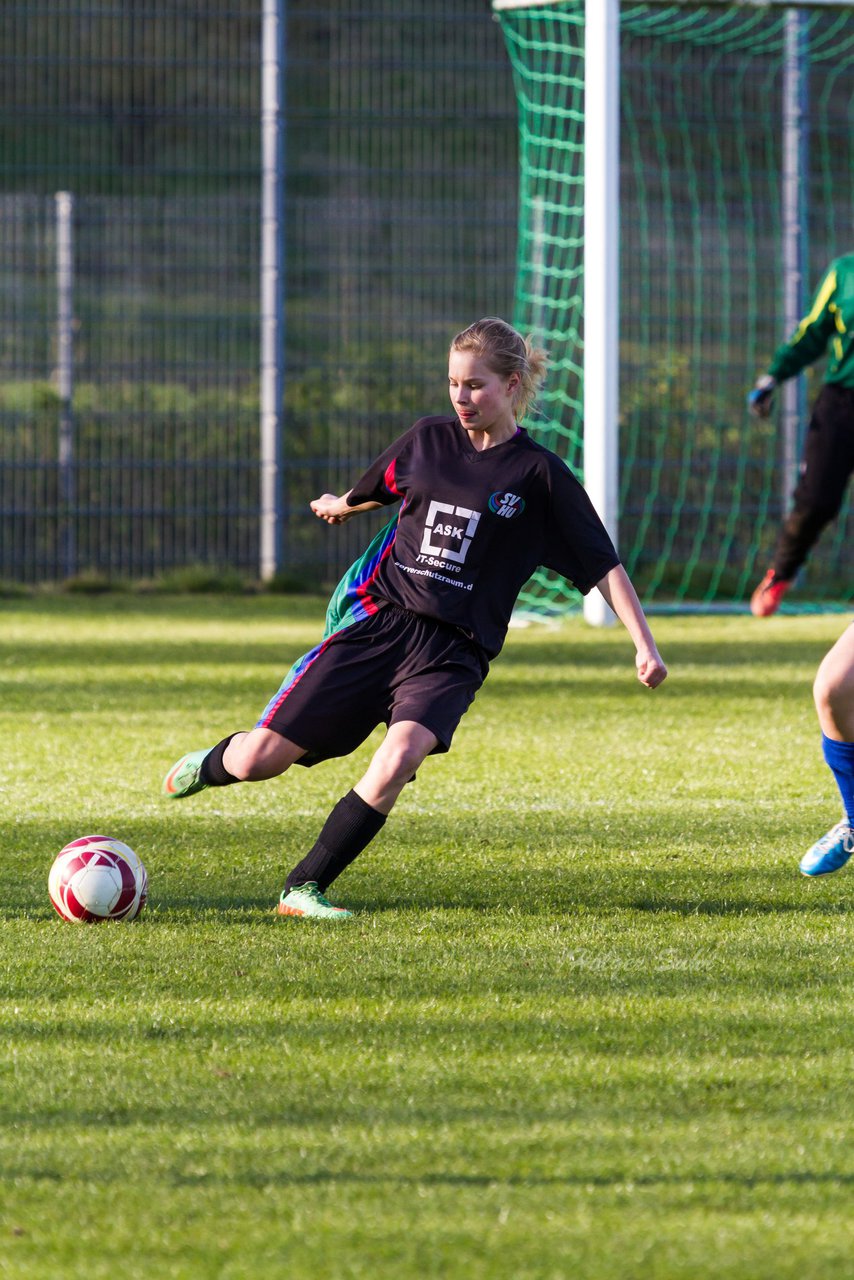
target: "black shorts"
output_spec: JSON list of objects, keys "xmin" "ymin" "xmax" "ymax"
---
[{"xmin": 255, "ymin": 604, "xmax": 489, "ymax": 765}]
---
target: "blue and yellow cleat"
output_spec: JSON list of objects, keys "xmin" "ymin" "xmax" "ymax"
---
[{"xmin": 799, "ymin": 821, "xmax": 854, "ymax": 877}]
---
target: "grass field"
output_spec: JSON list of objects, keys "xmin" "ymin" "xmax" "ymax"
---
[{"xmin": 1, "ymin": 595, "xmax": 853, "ymax": 1279}]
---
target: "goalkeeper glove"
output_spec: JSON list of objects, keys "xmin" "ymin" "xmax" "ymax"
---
[{"xmin": 747, "ymin": 374, "xmax": 776, "ymax": 418}]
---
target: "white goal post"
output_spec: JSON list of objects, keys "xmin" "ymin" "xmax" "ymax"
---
[{"xmin": 581, "ymin": 0, "xmax": 619, "ymax": 626}]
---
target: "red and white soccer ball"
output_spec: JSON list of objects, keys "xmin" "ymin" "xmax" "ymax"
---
[{"xmin": 49, "ymin": 835, "xmax": 148, "ymax": 923}]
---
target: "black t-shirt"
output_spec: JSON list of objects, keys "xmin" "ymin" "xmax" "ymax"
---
[{"xmin": 347, "ymin": 415, "xmax": 620, "ymax": 659}]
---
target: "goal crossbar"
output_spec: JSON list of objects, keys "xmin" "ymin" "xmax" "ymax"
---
[{"xmin": 493, "ymin": 1, "xmax": 850, "ymax": 9}]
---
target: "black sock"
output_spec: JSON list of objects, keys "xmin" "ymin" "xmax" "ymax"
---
[
  {"xmin": 199, "ymin": 734, "xmax": 241, "ymax": 786},
  {"xmin": 285, "ymin": 790, "xmax": 386, "ymax": 894}
]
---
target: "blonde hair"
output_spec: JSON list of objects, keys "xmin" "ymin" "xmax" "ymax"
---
[{"xmin": 450, "ymin": 317, "xmax": 549, "ymax": 420}]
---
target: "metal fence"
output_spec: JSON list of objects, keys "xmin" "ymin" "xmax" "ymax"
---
[
  {"xmin": 4, "ymin": 3, "xmax": 851, "ymax": 599},
  {"xmin": 0, "ymin": 1, "xmax": 518, "ymax": 584}
]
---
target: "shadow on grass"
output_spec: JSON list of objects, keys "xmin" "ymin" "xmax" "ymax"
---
[
  {"xmin": 177, "ymin": 1168, "xmax": 854, "ymax": 1190},
  {"xmin": 623, "ymin": 895, "xmax": 851, "ymax": 917},
  {"xmin": 498, "ymin": 632, "xmax": 836, "ymax": 669},
  {"xmin": 94, "ymin": 866, "xmax": 854, "ymax": 921},
  {"xmin": 10, "ymin": 889, "xmax": 850, "ymax": 926},
  {"xmin": 337, "ymin": 889, "xmax": 853, "ymax": 920},
  {"xmin": 8, "ymin": 861, "xmax": 853, "ymax": 922},
  {"xmin": 0, "ymin": 639, "xmax": 300, "ymax": 669},
  {"xmin": 0, "ymin": 617, "xmax": 835, "ymax": 676},
  {"xmin": 0, "ymin": 594, "xmax": 327, "ymax": 623},
  {"xmin": 9, "ymin": 1164, "xmax": 854, "ymax": 1190}
]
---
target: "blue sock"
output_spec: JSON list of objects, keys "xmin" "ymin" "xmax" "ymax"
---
[{"xmin": 821, "ymin": 734, "xmax": 854, "ymax": 824}]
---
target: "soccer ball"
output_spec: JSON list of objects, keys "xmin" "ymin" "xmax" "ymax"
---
[{"xmin": 49, "ymin": 835, "xmax": 148, "ymax": 923}]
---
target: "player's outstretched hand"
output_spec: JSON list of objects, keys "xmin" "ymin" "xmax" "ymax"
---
[
  {"xmin": 311, "ymin": 493, "xmax": 354, "ymax": 524},
  {"xmin": 747, "ymin": 374, "xmax": 776, "ymax": 419},
  {"xmin": 636, "ymin": 647, "xmax": 668, "ymax": 689}
]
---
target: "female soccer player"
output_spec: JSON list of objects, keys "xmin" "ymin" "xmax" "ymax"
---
[
  {"xmin": 799, "ymin": 622, "xmax": 854, "ymax": 877},
  {"xmin": 163, "ymin": 318, "xmax": 668, "ymax": 918}
]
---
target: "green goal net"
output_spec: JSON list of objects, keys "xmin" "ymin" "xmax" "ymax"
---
[{"xmin": 495, "ymin": 1, "xmax": 853, "ymax": 613}]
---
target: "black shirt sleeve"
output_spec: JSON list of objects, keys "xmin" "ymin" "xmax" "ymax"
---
[
  {"xmin": 541, "ymin": 455, "xmax": 621, "ymax": 594},
  {"xmin": 346, "ymin": 421, "xmax": 422, "ymax": 507}
]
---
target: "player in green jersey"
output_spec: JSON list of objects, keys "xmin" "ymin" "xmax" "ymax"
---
[{"xmin": 748, "ymin": 252, "xmax": 854, "ymax": 617}]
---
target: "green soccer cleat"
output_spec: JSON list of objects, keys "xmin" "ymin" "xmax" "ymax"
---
[
  {"xmin": 277, "ymin": 882, "xmax": 354, "ymax": 920},
  {"xmin": 162, "ymin": 748, "xmax": 211, "ymax": 799}
]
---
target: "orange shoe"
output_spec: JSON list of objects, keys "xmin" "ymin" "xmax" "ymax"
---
[{"xmin": 750, "ymin": 570, "xmax": 791, "ymax": 618}]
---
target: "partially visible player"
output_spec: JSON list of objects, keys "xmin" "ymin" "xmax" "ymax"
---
[
  {"xmin": 800, "ymin": 622, "xmax": 854, "ymax": 877},
  {"xmin": 162, "ymin": 317, "xmax": 667, "ymax": 918},
  {"xmin": 747, "ymin": 252, "xmax": 854, "ymax": 617}
]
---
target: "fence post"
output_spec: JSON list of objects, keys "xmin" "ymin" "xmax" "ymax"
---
[
  {"xmin": 260, "ymin": 0, "xmax": 286, "ymax": 582},
  {"xmin": 781, "ymin": 9, "xmax": 809, "ymax": 524},
  {"xmin": 56, "ymin": 191, "xmax": 75, "ymax": 580}
]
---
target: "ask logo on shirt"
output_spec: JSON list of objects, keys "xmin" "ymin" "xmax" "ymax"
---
[{"xmin": 419, "ymin": 500, "xmax": 481, "ymax": 566}]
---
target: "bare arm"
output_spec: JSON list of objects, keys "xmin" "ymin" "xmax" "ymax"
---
[
  {"xmin": 595, "ymin": 564, "xmax": 668, "ymax": 689},
  {"xmin": 310, "ymin": 491, "xmax": 385, "ymax": 525}
]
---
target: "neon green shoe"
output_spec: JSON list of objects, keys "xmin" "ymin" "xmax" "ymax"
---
[
  {"xmin": 162, "ymin": 748, "xmax": 210, "ymax": 799},
  {"xmin": 277, "ymin": 882, "xmax": 354, "ymax": 920}
]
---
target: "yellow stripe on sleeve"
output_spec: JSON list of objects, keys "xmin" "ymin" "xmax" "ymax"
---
[{"xmin": 791, "ymin": 267, "xmax": 837, "ymax": 342}]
